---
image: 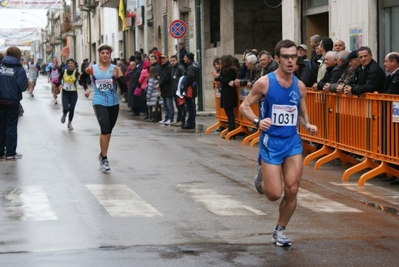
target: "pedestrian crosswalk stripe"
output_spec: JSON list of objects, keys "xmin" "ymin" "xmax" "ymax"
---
[
  {"xmin": 297, "ymin": 188, "xmax": 363, "ymax": 213},
  {"xmin": 4, "ymin": 186, "xmax": 58, "ymax": 221},
  {"xmin": 332, "ymin": 182, "xmax": 399, "ymax": 206},
  {"xmin": 86, "ymin": 184, "xmax": 162, "ymax": 217},
  {"xmin": 177, "ymin": 183, "xmax": 266, "ymax": 216}
]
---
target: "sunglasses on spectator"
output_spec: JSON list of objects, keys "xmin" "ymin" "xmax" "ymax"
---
[{"xmin": 280, "ymin": 54, "xmax": 298, "ymax": 60}]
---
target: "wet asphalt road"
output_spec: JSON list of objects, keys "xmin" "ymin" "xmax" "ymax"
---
[{"xmin": 0, "ymin": 75, "xmax": 398, "ymax": 266}]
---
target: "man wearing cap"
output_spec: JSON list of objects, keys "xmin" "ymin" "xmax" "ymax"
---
[
  {"xmin": 182, "ymin": 52, "xmax": 200, "ymax": 129},
  {"xmin": 297, "ymin": 44, "xmax": 316, "ymax": 76},
  {"xmin": 297, "ymin": 44, "xmax": 308, "ymax": 59},
  {"xmin": 156, "ymin": 54, "xmax": 174, "ymax": 125}
]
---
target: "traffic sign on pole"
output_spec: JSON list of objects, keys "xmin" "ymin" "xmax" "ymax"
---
[{"xmin": 169, "ymin": 20, "xmax": 187, "ymax": 39}]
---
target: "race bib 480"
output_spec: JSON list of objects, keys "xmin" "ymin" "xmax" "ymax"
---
[{"xmin": 95, "ymin": 79, "xmax": 113, "ymax": 92}]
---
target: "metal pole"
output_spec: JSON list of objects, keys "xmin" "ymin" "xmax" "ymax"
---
[
  {"xmin": 88, "ymin": 10, "xmax": 91, "ymax": 60},
  {"xmin": 195, "ymin": 0, "xmax": 203, "ymax": 111},
  {"xmin": 123, "ymin": 29, "xmax": 126, "ymax": 58}
]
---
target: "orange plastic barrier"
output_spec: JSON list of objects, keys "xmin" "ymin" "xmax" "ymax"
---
[
  {"xmin": 205, "ymin": 82, "xmax": 228, "ymax": 135},
  {"xmin": 300, "ymin": 90, "xmax": 399, "ymax": 185},
  {"xmin": 206, "ymin": 84, "xmax": 256, "ymax": 141}
]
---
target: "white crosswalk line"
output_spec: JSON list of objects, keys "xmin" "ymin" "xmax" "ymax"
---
[
  {"xmin": 332, "ymin": 182, "xmax": 399, "ymax": 206},
  {"xmin": 178, "ymin": 183, "xmax": 266, "ymax": 216},
  {"xmin": 297, "ymin": 188, "xmax": 363, "ymax": 213},
  {"xmin": 86, "ymin": 184, "xmax": 162, "ymax": 217},
  {"xmin": 4, "ymin": 186, "xmax": 58, "ymax": 221}
]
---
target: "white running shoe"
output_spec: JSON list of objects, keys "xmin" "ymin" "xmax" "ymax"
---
[
  {"xmin": 272, "ymin": 226, "xmax": 292, "ymax": 247},
  {"xmin": 100, "ymin": 158, "xmax": 111, "ymax": 172}
]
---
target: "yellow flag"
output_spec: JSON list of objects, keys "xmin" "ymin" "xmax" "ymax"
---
[{"xmin": 119, "ymin": 0, "xmax": 126, "ymax": 30}]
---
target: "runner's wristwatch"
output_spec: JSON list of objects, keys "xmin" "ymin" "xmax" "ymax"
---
[{"xmin": 253, "ymin": 118, "xmax": 260, "ymax": 128}]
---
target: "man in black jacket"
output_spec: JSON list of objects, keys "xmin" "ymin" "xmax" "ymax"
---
[
  {"xmin": 170, "ymin": 55, "xmax": 186, "ymax": 126},
  {"xmin": 383, "ymin": 52, "xmax": 399, "ymax": 185},
  {"xmin": 156, "ymin": 54, "xmax": 174, "ymax": 125},
  {"xmin": 344, "ymin": 46, "xmax": 386, "ymax": 96},
  {"xmin": 312, "ymin": 51, "xmax": 343, "ymax": 91},
  {"xmin": 182, "ymin": 52, "xmax": 200, "ymax": 129},
  {"xmin": 383, "ymin": 52, "xmax": 399, "ymax": 94}
]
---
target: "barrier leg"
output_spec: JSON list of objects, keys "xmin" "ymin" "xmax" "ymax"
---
[
  {"xmin": 220, "ymin": 129, "xmax": 228, "ymax": 138},
  {"xmin": 250, "ymin": 137, "xmax": 259, "ymax": 147},
  {"xmin": 302, "ymin": 142, "xmax": 316, "ymax": 154},
  {"xmin": 314, "ymin": 148, "xmax": 341, "ymax": 170},
  {"xmin": 342, "ymin": 157, "xmax": 378, "ymax": 182},
  {"xmin": 303, "ymin": 145, "xmax": 332, "ymax": 166},
  {"xmin": 225, "ymin": 125, "xmax": 252, "ymax": 140},
  {"xmin": 242, "ymin": 130, "xmax": 260, "ymax": 146},
  {"xmin": 358, "ymin": 161, "xmax": 399, "ymax": 186},
  {"xmin": 338, "ymin": 152, "xmax": 361, "ymax": 166},
  {"xmin": 205, "ymin": 121, "xmax": 227, "ymax": 135}
]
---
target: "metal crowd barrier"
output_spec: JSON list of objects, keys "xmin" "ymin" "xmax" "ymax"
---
[
  {"xmin": 300, "ymin": 90, "xmax": 399, "ymax": 186},
  {"xmin": 205, "ymin": 83, "xmax": 256, "ymax": 140}
]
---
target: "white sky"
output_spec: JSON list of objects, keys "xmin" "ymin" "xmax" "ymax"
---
[{"xmin": 0, "ymin": 9, "xmax": 47, "ymax": 28}]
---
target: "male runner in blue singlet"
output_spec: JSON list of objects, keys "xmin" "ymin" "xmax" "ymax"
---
[{"xmin": 240, "ymin": 39, "xmax": 317, "ymax": 247}]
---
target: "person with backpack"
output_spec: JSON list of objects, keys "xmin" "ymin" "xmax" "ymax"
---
[
  {"xmin": 170, "ymin": 55, "xmax": 186, "ymax": 126},
  {"xmin": 182, "ymin": 52, "xmax": 200, "ymax": 130}
]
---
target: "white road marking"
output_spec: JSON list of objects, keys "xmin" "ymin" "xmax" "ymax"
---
[
  {"xmin": 332, "ymin": 182, "xmax": 399, "ymax": 206},
  {"xmin": 4, "ymin": 186, "xmax": 58, "ymax": 221},
  {"xmin": 297, "ymin": 188, "xmax": 363, "ymax": 213},
  {"xmin": 86, "ymin": 184, "xmax": 162, "ymax": 217},
  {"xmin": 177, "ymin": 183, "xmax": 266, "ymax": 216}
]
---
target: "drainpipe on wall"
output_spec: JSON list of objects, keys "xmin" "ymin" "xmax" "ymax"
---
[
  {"xmin": 123, "ymin": 30, "xmax": 126, "ymax": 58},
  {"xmin": 195, "ymin": 0, "xmax": 203, "ymax": 111}
]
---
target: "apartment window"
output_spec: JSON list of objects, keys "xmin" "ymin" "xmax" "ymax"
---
[
  {"xmin": 210, "ymin": 0, "xmax": 220, "ymax": 47},
  {"xmin": 306, "ymin": 0, "xmax": 328, "ymax": 8}
]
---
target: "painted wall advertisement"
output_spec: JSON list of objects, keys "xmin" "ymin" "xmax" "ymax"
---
[{"xmin": 350, "ymin": 28, "xmax": 362, "ymax": 51}]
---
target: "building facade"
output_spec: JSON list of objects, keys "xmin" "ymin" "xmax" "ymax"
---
[{"xmin": 41, "ymin": 0, "xmax": 398, "ymax": 110}]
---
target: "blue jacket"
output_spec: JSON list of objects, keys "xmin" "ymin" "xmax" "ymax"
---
[{"xmin": 0, "ymin": 55, "xmax": 28, "ymax": 103}]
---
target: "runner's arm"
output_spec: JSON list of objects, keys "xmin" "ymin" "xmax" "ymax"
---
[{"xmin": 239, "ymin": 75, "xmax": 268, "ymax": 123}]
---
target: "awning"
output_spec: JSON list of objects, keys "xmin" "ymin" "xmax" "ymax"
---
[{"xmin": 61, "ymin": 46, "xmax": 70, "ymax": 57}]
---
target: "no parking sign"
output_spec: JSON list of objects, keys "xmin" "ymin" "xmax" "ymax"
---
[{"xmin": 169, "ymin": 20, "xmax": 187, "ymax": 39}]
